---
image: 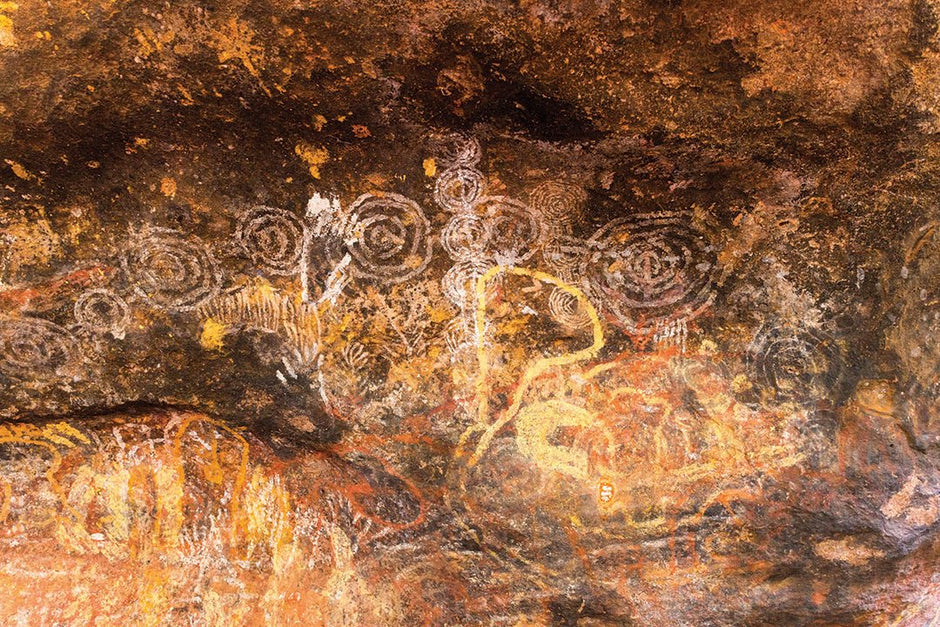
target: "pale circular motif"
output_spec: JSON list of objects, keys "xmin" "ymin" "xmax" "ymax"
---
[
  {"xmin": 443, "ymin": 317, "xmax": 473, "ymax": 355},
  {"xmin": 475, "ymin": 196, "xmax": 541, "ymax": 264},
  {"xmin": 429, "ymin": 132, "xmax": 482, "ymax": 168},
  {"xmin": 74, "ymin": 288, "xmax": 129, "ymax": 337},
  {"xmin": 441, "ymin": 213, "xmax": 490, "ymax": 260},
  {"xmin": 0, "ymin": 316, "xmax": 79, "ymax": 378},
  {"xmin": 747, "ymin": 325, "xmax": 843, "ymax": 405},
  {"xmin": 548, "ymin": 286, "xmax": 591, "ymax": 330},
  {"xmin": 434, "ymin": 166, "xmax": 485, "ymax": 212},
  {"xmin": 441, "ymin": 257, "xmax": 493, "ymax": 308},
  {"xmin": 235, "ymin": 206, "xmax": 305, "ymax": 275},
  {"xmin": 529, "ymin": 181, "xmax": 587, "ymax": 228},
  {"xmin": 339, "ymin": 193, "xmax": 433, "ymax": 284},
  {"xmin": 581, "ymin": 213, "xmax": 717, "ymax": 333},
  {"xmin": 123, "ymin": 227, "xmax": 222, "ymax": 311}
]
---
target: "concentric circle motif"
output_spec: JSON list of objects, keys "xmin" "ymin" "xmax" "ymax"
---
[
  {"xmin": 475, "ymin": 196, "xmax": 541, "ymax": 264},
  {"xmin": 441, "ymin": 257, "xmax": 494, "ymax": 308},
  {"xmin": 434, "ymin": 166, "xmax": 485, "ymax": 212},
  {"xmin": 747, "ymin": 325, "xmax": 844, "ymax": 405},
  {"xmin": 0, "ymin": 316, "xmax": 79, "ymax": 378},
  {"xmin": 548, "ymin": 286, "xmax": 591, "ymax": 330},
  {"xmin": 441, "ymin": 213, "xmax": 490, "ymax": 260},
  {"xmin": 341, "ymin": 193, "xmax": 432, "ymax": 284},
  {"xmin": 429, "ymin": 132, "xmax": 482, "ymax": 168},
  {"xmin": 235, "ymin": 206, "xmax": 305, "ymax": 275},
  {"xmin": 123, "ymin": 227, "xmax": 222, "ymax": 311},
  {"xmin": 74, "ymin": 288, "xmax": 129, "ymax": 337},
  {"xmin": 581, "ymin": 213, "xmax": 717, "ymax": 333},
  {"xmin": 529, "ymin": 181, "xmax": 587, "ymax": 229}
]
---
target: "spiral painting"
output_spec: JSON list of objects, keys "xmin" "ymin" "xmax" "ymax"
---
[
  {"xmin": 0, "ymin": 2, "xmax": 938, "ymax": 625},
  {"xmin": 582, "ymin": 212, "xmax": 718, "ymax": 334}
]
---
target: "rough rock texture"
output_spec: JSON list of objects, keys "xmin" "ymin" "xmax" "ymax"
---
[{"xmin": 0, "ymin": 0, "xmax": 938, "ymax": 624}]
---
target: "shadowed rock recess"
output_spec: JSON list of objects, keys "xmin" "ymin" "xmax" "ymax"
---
[{"xmin": 0, "ymin": 0, "xmax": 938, "ymax": 624}]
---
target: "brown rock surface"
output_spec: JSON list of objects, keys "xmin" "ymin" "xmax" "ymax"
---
[{"xmin": 0, "ymin": 0, "xmax": 938, "ymax": 624}]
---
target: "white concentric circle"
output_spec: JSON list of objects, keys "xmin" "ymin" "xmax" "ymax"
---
[
  {"xmin": 340, "ymin": 193, "xmax": 433, "ymax": 284},
  {"xmin": 747, "ymin": 325, "xmax": 843, "ymax": 405},
  {"xmin": 123, "ymin": 227, "xmax": 221, "ymax": 311},
  {"xmin": 429, "ymin": 133, "xmax": 482, "ymax": 168},
  {"xmin": 548, "ymin": 286, "xmax": 591, "ymax": 330},
  {"xmin": 0, "ymin": 316, "xmax": 79, "ymax": 378},
  {"xmin": 235, "ymin": 206, "xmax": 305, "ymax": 275},
  {"xmin": 529, "ymin": 181, "xmax": 587, "ymax": 229},
  {"xmin": 581, "ymin": 212, "xmax": 717, "ymax": 333},
  {"xmin": 441, "ymin": 213, "xmax": 490, "ymax": 260},
  {"xmin": 434, "ymin": 166, "xmax": 485, "ymax": 212},
  {"xmin": 74, "ymin": 288, "xmax": 129, "ymax": 336},
  {"xmin": 441, "ymin": 257, "xmax": 495, "ymax": 308},
  {"xmin": 475, "ymin": 196, "xmax": 541, "ymax": 264}
]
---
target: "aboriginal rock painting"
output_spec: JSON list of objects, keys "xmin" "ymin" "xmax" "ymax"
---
[
  {"xmin": 1, "ymin": 2, "xmax": 940, "ymax": 624},
  {"xmin": 1, "ymin": 130, "xmax": 938, "ymax": 625}
]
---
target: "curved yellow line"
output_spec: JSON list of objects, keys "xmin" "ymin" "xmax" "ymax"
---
[
  {"xmin": 172, "ymin": 415, "xmax": 250, "ymax": 546},
  {"xmin": 0, "ymin": 481, "xmax": 11, "ymax": 524},
  {"xmin": 0, "ymin": 436, "xmax": 84, "ymax": 526},
  {"xmin": 457, "ymin": 265, "xmax": 604, "ymax": 467},
  {"xmin": 450, "ymin": 266, "xmax": 607, "ymax": 579}
]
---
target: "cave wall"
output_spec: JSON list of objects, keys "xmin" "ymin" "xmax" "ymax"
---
[{"xmin": 0, "ymin": 0, "xmax": 939, "ymax": 624}]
